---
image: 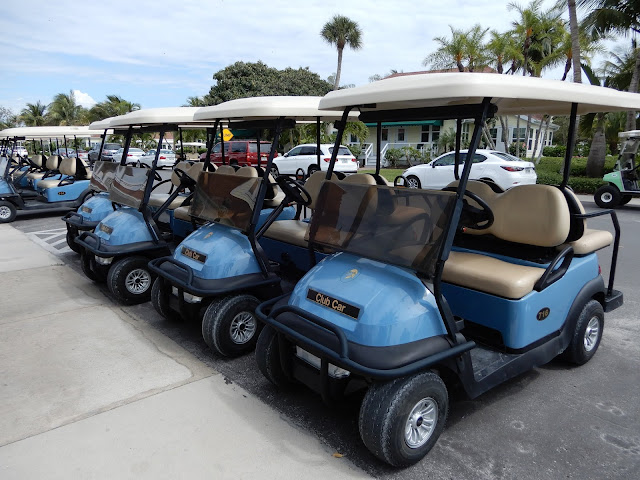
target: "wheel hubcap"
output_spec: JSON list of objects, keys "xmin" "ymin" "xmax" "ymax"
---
[
  {"xmin": 0, "ymin": 205, "xmax": 11, "ymax": 219},
  {"xmin": 407, "ymin": 178, "xmax": 419, "ymax": 189},
  {"xmin": 584, "ymin": 316, "xmax": 601, "ymax": 352},
  {"xmin": 229, "ymin": 311, "xmax": 257, "ymax": 344},
  {"xmin": 125, "ymin": 268, "xmax": 151, "ymax": 294},
  {"xmin": 601, "ymin": 192, "xmax": 613, "ymax": 203},
  {"xmin": 405, "ymin": 397, "xmax": 438, "ymax": 448}
]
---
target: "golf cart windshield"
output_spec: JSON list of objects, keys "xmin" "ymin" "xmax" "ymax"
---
[
  {"xmin": 309, "ymin": 181, "xmax": 457, "ymax": 277},
  {"xmin": 0, "ymin": 156, "xmax": 8, "ymax": 178},
  {"xmin": 619, "ymin": 137, "xmax": 640, "ymax": 170},
  {"xmin": 189, "ymin": 172, "xmax": 262, "ymax": 233},
  {"xmin": 109, "ymin": 165, "xmax": 149, "ymax": 208},
  {"xmin": 90, "ymin": 161, "xmax": 119, "ymax": 192}
]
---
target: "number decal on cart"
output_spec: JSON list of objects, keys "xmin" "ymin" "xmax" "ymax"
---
[{"xmin": 537, "ymin": 308, "xmax": 550, "ymax": 321}]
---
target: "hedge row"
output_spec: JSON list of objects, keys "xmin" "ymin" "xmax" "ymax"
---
[{"xmin": 534, "ymin": 156, "xmax": 615, "ymax": 193}]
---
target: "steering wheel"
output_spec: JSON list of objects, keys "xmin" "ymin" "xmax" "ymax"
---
[
  {"xmin": 276, "ymin": 176, "xmax": 312, "ymax": 206},
  {"xmin": 173, "ymin": 167, "xmax": 196, "ymax": 189},
  {"xmin": 141, "ymin": 165, "xmax": 163, "ymax": 181},
  {"xmin": 393, "ymin": 175, "xmax": 406, "ymax": 187},
  {"xmin": 443, "ymin": 187, "xmax": 494, "ymax": 230}
]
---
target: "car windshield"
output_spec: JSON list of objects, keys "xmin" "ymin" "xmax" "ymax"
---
[
  {"xmin": 105, "ymin": 144, "xmax": 121, "ymax": 150},
  {"xmin": 309, "ymin": 181, "xmax": 457, "ymax": 277},
  {"xmin": 109, "ymin": 165, "xmax": 149, "ymax": 208},
  {"xmin": 328, "ymin": 146, "xmax": 353, "ymax": 156},
  {"xmin": 189, "ymin": 172, "xmax": 262, "ymax": 233},
  {"xmin": 160, "ymin": 150, "xmax": 173, "ymax": 154},
  {"xmin": 492, "ymin": 152, "xmax": 525, "ymax": 162}
]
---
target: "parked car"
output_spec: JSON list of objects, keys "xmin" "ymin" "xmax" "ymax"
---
[
  {"xmin": 76, "ymin": 149, "xmax": 89, "ymax": 161},
  {"xmin": 402, "ymin": 149, "xmax": 536, "ymax": 191},
  {"xmin": 272, "ymin": 143, "xmax": 358, "ymax": 176},
  {"xmin": 88, "ymin": 143, "xmax": 122, "ymax": 164},
  {"xmin": 199, "ymin": 140, "xmax": 272, "ymax": 168},
  {"xmin": 138, "ymin": 149, "xmax": 176, "ymax": 168},
  {"xmin": 7, "ymin": 145, "xmax": 29, "ymax": 157},
  {"xmin": 112, "ymin": 147, "xmax": 145, "ymax": 164},
  {"xmin": 52, "ymin": 147, "xmax": 77, "ymax": 157}
]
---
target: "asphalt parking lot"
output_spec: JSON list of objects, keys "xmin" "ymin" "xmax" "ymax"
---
[{"xmin": 3, "ymin": 184, "xmax": 640, "ymax": 479}]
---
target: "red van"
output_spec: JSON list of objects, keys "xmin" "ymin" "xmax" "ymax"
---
[{"xmin": 199, "ymin": 140, "xmax": 272, "ymax": 167}]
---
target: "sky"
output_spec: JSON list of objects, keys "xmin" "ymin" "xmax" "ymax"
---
[{"xmin": 0, "ymin": 0, "xmax": 627, "ymax": 116}]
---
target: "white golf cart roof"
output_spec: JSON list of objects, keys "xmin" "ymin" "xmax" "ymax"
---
[
  {"xmin": 619, "ymin": 130, "xmax": 640, "ymax": 140},
  {"xmin": 109, "ymin": 107, "xmax": 211, "ymax": 128},
  {"xmin": 318, "ymin": 72, "xmax": 640, "ymax": 115},
  {"xmin": 89, "ymin": 117, "xmax": 117, "ymax": 133},
  {"xmin": 194, "ymin": 96, "xmax": 359, "ymax": 122},
  {"xmin": 0, "ymin": 125, "xmax": 106, "ymax": 139}
]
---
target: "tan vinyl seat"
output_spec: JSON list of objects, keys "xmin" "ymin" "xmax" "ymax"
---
[
  {"xmin": 557, "ymin": 188, "xmax": 613, "ymax": 254},
  {"xmin": 37, "ymin": 157, "xmax": 76, "ymax": 189},
  {"xmin": 27, "ymin": 155, "xmax": 61, "ymax": 181},
  {"xmin": 148, "ymin": 161, "xmax": 200, "ymax": 209}
]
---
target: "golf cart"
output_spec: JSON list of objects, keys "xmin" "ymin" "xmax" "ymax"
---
[
  {"xmin": 0, "ymin": 126, "xmax": 101, "ymax": 224},
  {"xmin": 75, "ymin": 107, "xmax": 210, "ymax": 304},
  {"xmin": 594, "ymin": 130, "xmax": 640, "ymax": 208},
  {"xmin": 148, "ymin": 96, "xmax": 360, "ymax": 357},
  {"xmin": 255, "ymin": 72, "xmax": 636, "ymax": 467}
]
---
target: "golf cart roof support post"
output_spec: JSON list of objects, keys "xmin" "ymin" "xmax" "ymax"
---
[
  {"xmin": 120, "ymin": 127, "xmax": 133, "ymax": 166},
  {"xmin": 247, "ymin": 118, "xmax": 287, "ymax": 276},
  {"xmin": 454, "ymin": 119, "xmax": 462, "ymax": 180},
  {"xmin": 55, "ymin": 138, "xmax": 60, "ymax": 153},
  {"xmin": 326, "ymin": 107, "xmax": 354, "ymax": 178},
  {"xmin": 257, "ymin": 128, "xmax": 262, "ymax": 169},
  {"xmin": 97, "ymin": 130, "xmax": 107, "ymax": 162},
  {"xmin": 143, "ymin": 127, "xmax": 165, "ymax": 205},
  {"xmin": 376, "ymin": 121, "xmax": 382, "ymax": 175},
  {"xmin": 561, "ymin": 102, "xmax": 579, "ymax": 189},
  {"xmin": 63, "ymin": 136, "xmax": 68, "ymax": 156},
  {"xmin": 221, "ymin": 123, "xmax": 226, "ymax": 165},
  {"xmin": 316, "ymin": 117, "xmax": 322, "ymax": 167},
  {"xmin": 203, "ymin": 122, "xmax": 219, "ymax": 171},
  {"xmin": 179, "ymin": 127, "xmax": 184, "ymax": 160},
  {"xmin": 433, "ymin": 97, "xmax": 494, "ymax": 345}
]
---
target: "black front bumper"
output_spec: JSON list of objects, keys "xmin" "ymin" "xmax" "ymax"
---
[
  {"xmin": 75, "ymin": 231, "xmax": 170, "ymax": 258},
  {"xmin": 62, "ymin": 212, "xmax": 99, "ymax": 231}
]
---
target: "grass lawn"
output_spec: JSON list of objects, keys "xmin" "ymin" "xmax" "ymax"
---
[{"xmin": 362, "ymin": 156, "xmax": 617, "ymax": 194}]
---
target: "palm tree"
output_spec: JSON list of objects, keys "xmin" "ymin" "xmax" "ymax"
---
[
  {"xmin": 19, "ymin": 101, "xmax": 48, "ymax": 126},
  {"xmin": 568, "ymin": 0, "xmax": 583, "ymax": 83},
  {"xmin": 580, "ymin": 0, "xmax": 640, "ymax": 130},
  {"xmin": 47, "ymin": 91, "xmax": 84, "ymax": 125},
  {"xmin": 89, "ymin": 95, "xmax": 140, "ymax": 122},
  {"xmin": 184, "ymin": 96, "xmax": 205, "ymax": 107},
  {"xmin": 320, "ymin": 15, "xmax": 363, "ymax": 90},
  {"xmin": 424, "ymin": 25, "xmax": 489, "ymax": 72}
]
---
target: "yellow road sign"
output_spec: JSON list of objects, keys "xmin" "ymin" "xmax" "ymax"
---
[{"xmin": 222, "ymin": 129, "xmax": 234, "ymax": 142}]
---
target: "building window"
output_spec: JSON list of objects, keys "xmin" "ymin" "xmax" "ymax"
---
[
  {"xmin": 512, "ymin": 127, "xmax": 526, "ymax": 142},
  {"xmin": 397, "ymin": 128, "xmax": 405, "ymax": 142},
  {"xmin": 421, "ymin": 125, "xmax": 429, "ymax": 143},
  {"xmin": 381, "ymin": 129, "xmax": 388, "ymax": 142},
  {"xmin": 432, "ymin": 126, "xmax": 440, "ymax": 144},
  {"xmin": 349, "ymin": 134, "xmax": 357, "ymax": 143},
  {"xmin": 489, "ymin": 128, "xmax": 498, "ymax": 143},
  {"xmin": 462, "ymin": 123, "xmax": 470, "ymax": 143}
]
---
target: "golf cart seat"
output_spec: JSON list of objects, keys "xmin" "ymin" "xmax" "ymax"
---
[
  {"xmin": 442, "ymin": 184, "xmax": 571, "ymax": 299},
  {"xmin": 148, "ymin": 161, "xmax": 203, "ymax": 210},
  {"xmin": 37, "ymin": 157, "xmax": 91, "ymax": 189},
  {"xmin": 263, "ymin": 172, "xmax": 364, "ymax": 248},
  {"xmin": 558, "ymin": 188, "xmax": 613, "ymax": 255},
  {"xmin": 27, "ymin": 155, "xmax": 61, "ymax": 181}
]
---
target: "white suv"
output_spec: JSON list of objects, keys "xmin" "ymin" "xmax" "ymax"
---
[{"xmin": 272, "ymin": 144, "xmax": 358, "ymax": 176}]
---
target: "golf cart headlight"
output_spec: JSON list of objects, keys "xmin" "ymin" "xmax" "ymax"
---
[
  {"xmin": 295, "ymin": 347, "xmax": 350, "ymax": 379},
  {"xmin": 171, "ymin": 286, "xmax": 202, "ymax": 304},
  {"xmin": 95, "ymin": 256, "xmax": 113, "ymax": 266}
]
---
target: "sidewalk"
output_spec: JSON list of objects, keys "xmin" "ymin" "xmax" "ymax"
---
[{"xmin": 0, "ymin": 225, "xmax": 368, "ymax": 479}]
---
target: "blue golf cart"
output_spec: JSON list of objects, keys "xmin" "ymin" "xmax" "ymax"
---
[{"xmin": 255, "ymin": 73, "xmax": 637, "ymax": 466}]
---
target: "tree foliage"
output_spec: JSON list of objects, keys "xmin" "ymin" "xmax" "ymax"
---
[
  {"xmin": 321, "ymin": 15, "xmax": 363, "ymax": 90},
  {"xmin": 203, "ymin": 61, "xmax": 333, "ymax": 105},
  {"xmin": 88, "ymin": 95, "xmax": 140, "ymax": 122},
  {"xmin": 19, "ymin": 101, "xmax": 48, "ymax": 126},
  {"xmin": 47, "ymin": 90, "xmax": 85, "ymax": 125}
]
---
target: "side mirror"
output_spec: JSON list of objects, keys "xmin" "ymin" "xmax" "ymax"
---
[{"xmin": 431, "ymin": 163, "xmax": 436, "ymax": 168}]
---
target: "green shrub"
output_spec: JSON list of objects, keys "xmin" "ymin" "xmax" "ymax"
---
[
  {"xmin": 197, "ymin": 147, "xmax": 207, "ymax": 154},
  {"xmin": 542, "ymin": 145, "xmax": 565, "ymax": 157},
  {"xmin": 508, "ymin": 142, "xmax": 527, "ymax": 158},
  {"xmin": 347, "ymin": 144, "xmax": 362, "ymax": 157},
  {"xmin": 384, "ymin": 147, "xmax": 404, "ymax": 168}
]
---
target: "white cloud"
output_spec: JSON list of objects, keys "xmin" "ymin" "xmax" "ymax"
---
[{"xmin": 72, "ymin": 90, "xmax": 96, "ymax": 108}]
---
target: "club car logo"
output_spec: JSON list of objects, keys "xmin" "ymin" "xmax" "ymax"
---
[
  {"xmin": 341, "ymin": 268, "xmax": 359, "ymax": 282},
  {"xmin": 537, "ymin": 308, "xmax": 551, "ymax": 321},
  {"xmin": 57, "ymin": 191, "xmax": 66, "ymax": 196},
  {"xmin": 307, "ymin": 288, "xmax": 360, "ymax": 319},
  {"xmin": 204, "ymin": 231, "xmax": 214, "ymax": 239}
]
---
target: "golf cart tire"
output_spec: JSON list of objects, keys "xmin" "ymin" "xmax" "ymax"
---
[
  {"xmin": 151, "ymin": 277, "xmax": 180, "ymax": 322},
  {"xmin": 594, "ymin": 185, "xmax": 621, "ymax": 208},
  {"xmin": 0, "ymin": 200, "xmax": 17, "ymax": 223},
  {"xmin": 359, "ymin": 372, "xmax": 448, "ymax": 467},
  {"xmin": 561, "ymin": 299, "xmax": 604, "ymax": 365},
  {"xmin": 270, "ymin": 165, "xmax": 279, "ymax": 178},
  {"xmin": 202, "ymin": 294, "xmax": 261, "ymax": 357},
  {"xmin": 81, "ymin": 251, "xmax": 107, "ymax": 283},
  {"xmin": 406, "ymin": 175, "xmax": 421, "ymax": 189},
  {"xmin": 107, "ymin": 256, "xmax": 154, "ymax": 305},
  {"xmin": 66, "ymin": 229, "xmax": 81, "ymax": 254},
  {"xmin": 256, "ymin": 325, "xmax": 290, "ymax": 388}
]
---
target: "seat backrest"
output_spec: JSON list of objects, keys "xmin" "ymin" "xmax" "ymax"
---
[
  {"xmin": 236, "ymin": 166, "xmax": 259, "ymax": 178},
  {"xmin": 171, "ymin": 161, "xmax": 194, "ymax": 186},
  {"xmin": 31, "ymin": 154, "xmax": 44, "ymax": 168},
  {"xmin": 445, "ymin": 180, "xmax": 501, "ymax": 210},
  {"xmin": 215, "ymin": 165, "xmax": 236, "ymax": 176},
  {"xmin": 45, "ymin": 155, "xmax": 60, "ymax": 171},
  {"xmin": 58, "ymin": 157, "xmax": 77, "ymax": 176},
  {"xmin": 341, "ymin": 173, "xmax": 377, "ymax": 186},
  {"xmin": 186, "ymin": 161, "xmax": 205, "ymax": 181},
  {"xmin": 304, "ymin": 171, "xmax": 338, "ymax": 210},
  {"xmin": 560, "ymin": 187, "xmax": 586, "ymax": 242}
]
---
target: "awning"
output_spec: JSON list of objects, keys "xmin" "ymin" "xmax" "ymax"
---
[{"xmin": 363, "ymin": 120, "xmax": 443, "ymax": 127}]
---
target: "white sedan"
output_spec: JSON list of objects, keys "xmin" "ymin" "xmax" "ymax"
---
[
  {"xmin": 402, "ymin": 149, "xmax": 536, "ymax": 191},
  {"xmin": 112, "ymin": 148, "xmax": 146, "ymax": 165},
  {"xmin": 272, "ymin": 143, "xmax": 358, "ymax": 176},
  {"xmin": 137, "ymin": 149, "xmax": 177, "ymax": 168}
]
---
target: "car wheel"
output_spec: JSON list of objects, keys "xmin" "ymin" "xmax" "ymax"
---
[
  {"xmin": 594, "ymin": 185, "xmax": 621, "ymax": 208},
  {"xmin": 270, "ymin": 165, "xmax": 279, "ymax": 178},
  {"xmin": 406, "ymin": 175, "xmax": 421, "ymax": 189},
  {"xmin": 359, "ymin": 372, "xmax": 448, "ymax": 467},
  {"xmin": 107, "ymin": 256, "xmax": 154, "ymax": 305},
  {"xmin": 151, "ymin": 277, "xmax": 180, "ymax": 321},
  {"xmin": 307, "ymin": 165, "xmax": 320, "ymax": 176},
  {"xmin": 66, "ymin": 228, "xmax": 81, "ymax": 254},
  {"xmin": 0, "ymin": 200, "xmax": 17, "ymax": 223},
  {"xmin": 201, "ymin": 294, "xmax": 261, "ymax": 357},
  {"xmin": 561, "ymin": 299, "xmax": 604, "ymax": 365},
  {"xmin": 256, "ymin": 325, "xmax": 291, "ymax": 388}
]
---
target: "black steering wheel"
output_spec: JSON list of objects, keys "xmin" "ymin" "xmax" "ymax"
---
[
  {"xmin": 173, "ymin": 167, "xmax": 196, "ymax": 188},
  {"xmin": 140, "ymin": 164, "xmax": 163, "ymax": 181},
  {"xmin": 276, "ymin": 176, "xmax": 312, "ymax": 206},
  {"xmin": 443, "ymin": 187, "xmax": 494, "ymax": 230}
]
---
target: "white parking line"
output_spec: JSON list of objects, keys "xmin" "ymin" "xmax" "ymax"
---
[{"xmin": 26, "ymin": 228, "xmax": 72, "ymax": 255}]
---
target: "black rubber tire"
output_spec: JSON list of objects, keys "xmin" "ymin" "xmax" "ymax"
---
[
  {"xmin": 66, "ymin": 228, "xmax": 81, "ymax": 254},
  {"xmin": 201, "ymin": 294, "xmax": 261, "ymax": 357},
  {"xmin": 359, "ymin": 372, "xmax": 448, "ymax": 467},
  {"xmin": 0, "ymin": 200, "xmax": 17, "ymax": 223},
  {"xmin": 270, "ymin": 165, "xmax": 279, "ymax": 178},
  {"xmin": 620, "ymin": 194, "xmax": 633, "ymax": 205},
  {"xmin": 256, "ymin": 325, "xmax": 290, "ymax": 387},
  {"xmin": 307, "ymin": 165, "xmax": 320, "ymax": 176},
  {"xmin": 106, "ymin": 256, "xmax": 154, "ymax": 305},
  {"xmin": 594, "ymin": 185, "xmax": 621, "ymax": 208},
  {"xmin": 561, "ymin": 299, "xmax": 604, "ymax": 365},
  {"xmin": 80, "ymin": 251, "xmax": 107, "ymax": 283},
  {"xmin": 151, "ymin": 277, "xmax": 180, "ymax": 321},
  {"xmin": 406, "ymin": 175, "xmax": 421, "ymax": 189}
]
